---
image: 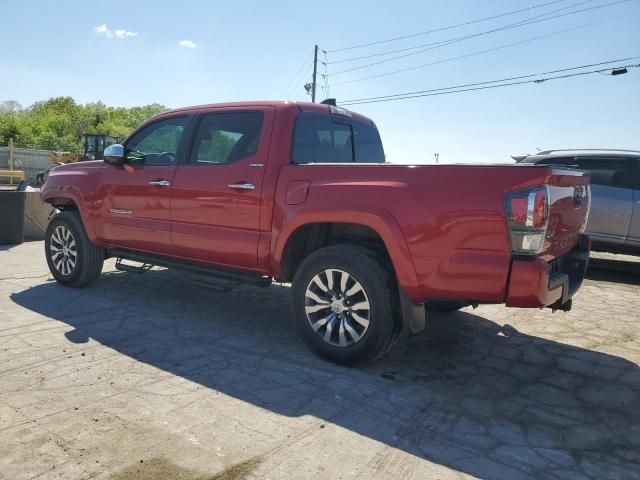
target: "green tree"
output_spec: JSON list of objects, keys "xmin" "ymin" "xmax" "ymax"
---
[
  {"xmin": 0, "ymin": 100, "xmax": 22, "ymax": 114},
  {"xmin": 0, "ymin": 97, "xmax": 168, "ymax": 151}
]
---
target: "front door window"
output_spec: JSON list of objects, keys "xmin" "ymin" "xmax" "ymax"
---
[{"xmin": 125, "ymin": 117, "xmax": 190, "ymax": 166}]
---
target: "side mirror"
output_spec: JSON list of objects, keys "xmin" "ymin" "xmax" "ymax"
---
[{"xmin": 104, "ymin": 144, "xmax": 125, "ymax": 166}]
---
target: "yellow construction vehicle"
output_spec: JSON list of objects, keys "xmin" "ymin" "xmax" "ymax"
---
[
  {"xmin": 49, "ymin": 133, "xmax": 119, "ymax": 165},
  {"xmin": 49, "ymin": 151, "xmax": 81, "ymax": 165},
  {"xmin": 37, "ymin": 134, "xmax": 118, "ymax": 186}
]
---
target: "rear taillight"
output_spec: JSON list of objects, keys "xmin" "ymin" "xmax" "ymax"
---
[{"xmin": 504, "ymin": 185, "xmax": 549, "ymax": 255}]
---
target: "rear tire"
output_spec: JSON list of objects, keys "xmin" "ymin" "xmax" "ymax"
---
[
  {"xmin": 45, "ymin": 211, "xmax": 104, "ymax": 287},
  {"xmin": 292, "ymin": 245, "xmax": 397, "ymax": 366}
]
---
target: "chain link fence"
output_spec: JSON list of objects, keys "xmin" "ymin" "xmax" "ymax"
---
[{"xmin": 0, "ymin": 146, "xmax": 51, "ymax": 184}]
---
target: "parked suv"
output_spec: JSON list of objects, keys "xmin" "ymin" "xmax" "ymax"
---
[
  {"xmin": 42, "ymin": 101, "xmax": 591, "ymax": 365},
  {"xmin": 517, "ymin": 149, "xmax": 640, "ymax": 255}
]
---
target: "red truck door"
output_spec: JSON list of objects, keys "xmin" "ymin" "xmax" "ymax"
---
[
  {"xmin": 170, "ymin": 108, "xmax": 274, "ymax": 269},
  {"xmin": 96, "ymin": 115, "xmax": 192, "ymax": 255}
]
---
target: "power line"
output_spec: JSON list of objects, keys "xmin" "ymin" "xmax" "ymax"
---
[
  {"xmin": 328, "ymin": 0, "xmax": 627, "ymax": 68},
  {"xmin": 330, "ymin": 0, "xmax": 621, "ymax": 74},
  {"xmin": 280, "ymin": 49, "xmax": 314, "ymax": 99},
  {"xmin": 339, "ymin": 62, "xmax": 639, "ymax": 105},
  {"xmin": 331, "ymin": 11, "xmax": 639, "ymax": 87},
  {"xmin": 295, "ymin": 63, "xmax": 315, "ymax": 101},
  {"xmin": 321, "ymin": 50, "xmax": 330, "ymax": 99},
  {"xmin": 340, "ymin": 57, "xmax": 638, "ymax": 103},
  {"xmin": 327, "ymin": 0, "xmax": 593, "ymax": 65},
  {"xmin": 327, "ymin": 0, "xmax": 572, "ymax": 53},
  {"xmin": 282, "ymin": 54, "xmax": 314, "ymax": 99},
  {"xmin": 341, "ymin": 65, "xmax": 638, "ymax": 105}
]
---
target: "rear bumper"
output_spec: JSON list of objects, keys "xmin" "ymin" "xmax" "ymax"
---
[{"xmin": 505, "ymin": 234, "xmax": 590, "ymax": 308}]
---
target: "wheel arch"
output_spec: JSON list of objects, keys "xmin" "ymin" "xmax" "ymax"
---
[
  {"xmin": 41, "ymin": 188, "xmax": 97, "ymax": 242},
  {"xmin": 273, "ymin": 210, "xmax": 421, "ymax": 301}
]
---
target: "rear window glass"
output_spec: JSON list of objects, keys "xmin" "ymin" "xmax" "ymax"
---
[
  {"xmin": 532, "ymin": 156, "xmax": 634, "ymax": 189},
  {"xmin": 292, "ymin": 112, "xmax": 385, "ymax": 164},
  {"xmin": 574, "ymin": 159, "xmax": 634, "ymax": 189}
]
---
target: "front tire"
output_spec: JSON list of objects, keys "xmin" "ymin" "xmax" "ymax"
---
[
  {"xmin": 292, "ymin": 245, "xmax": 397, "ymax": 366},
  {"xmin": 45, "ymin": 211, "xmax": 104, "ymax": 287}
]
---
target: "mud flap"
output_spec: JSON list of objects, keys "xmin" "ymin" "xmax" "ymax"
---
[{"xmin": 399, "ymin": 287, "xmax": 426, "ymax": 334}]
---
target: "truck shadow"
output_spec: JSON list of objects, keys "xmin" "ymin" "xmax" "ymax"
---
[{"xmin": 11, "ymin": 269, "xmax": 640, "ymax": 479}]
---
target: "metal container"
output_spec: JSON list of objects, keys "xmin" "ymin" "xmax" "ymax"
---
[{"xmin": 0, "ymin": 191, "xmax": 26, "ymax": 244}]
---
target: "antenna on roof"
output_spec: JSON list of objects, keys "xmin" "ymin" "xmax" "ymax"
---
[{"xmin": 320, "ymin": 98, "xmax": 337, "ymax": 106}]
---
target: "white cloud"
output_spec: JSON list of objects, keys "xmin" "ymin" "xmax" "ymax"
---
[
  {"xmin": 114, "ymin": 29, "xmax": 138, "ymax": 39},
  {"xmin": 178, "ymin": 40, "xmax": 197, "ymax": 49},
  {"xmin": 94, "ymin": 24, "xmax": 113, "ymax": 38},
  {"xmin": 94, "ymin": 24, "xmax": 138, "ymax": 39}
]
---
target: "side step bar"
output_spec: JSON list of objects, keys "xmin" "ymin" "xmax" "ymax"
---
[
  {"xmin": 115, "ymin": 258, "xmax": 153, "ymax": 275},
  {"xmin": 108, "ymin": 249, "xmax": 272, "ymax": 288}
]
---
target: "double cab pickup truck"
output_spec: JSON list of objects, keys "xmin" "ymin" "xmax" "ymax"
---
[{"xmin": 41, "ymin": 101, "xmax": 591, "ymax": 365}]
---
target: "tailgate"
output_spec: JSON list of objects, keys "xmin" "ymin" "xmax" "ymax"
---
[{"xmin": 541, "ymin": 167, "xmax": 591, "ymax": 261}]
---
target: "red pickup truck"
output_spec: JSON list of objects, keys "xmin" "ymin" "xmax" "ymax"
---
[{"xmin": 41, "ymin": 101, "xmax": 591, "ymax": 365}]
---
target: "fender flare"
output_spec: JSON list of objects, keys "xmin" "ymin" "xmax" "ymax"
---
[
  {"xmin": 41, "ymin": 186, "xmax": 97, "ymax": 242},
  {"xmin": 272, "ymin": 207, "xmax": 422, "ymax": 301}
]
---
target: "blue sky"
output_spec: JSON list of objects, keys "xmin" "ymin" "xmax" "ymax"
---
[{"xmin": 1, "ymin": 0, "xmax": 638, "ymax": 163}]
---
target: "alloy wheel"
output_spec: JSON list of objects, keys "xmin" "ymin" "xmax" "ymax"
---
[
  {"xmin": 304, "ymin": 268, "xmax": 371, "ymax": 347},
  {"xmin": 49, "ymin": 225, "xmax": 77, "ymax": 275}
]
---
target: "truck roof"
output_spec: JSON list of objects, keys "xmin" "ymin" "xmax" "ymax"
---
[{"xmin": 157, "ymin": 101, "xmax": 374, "ymax": 124}]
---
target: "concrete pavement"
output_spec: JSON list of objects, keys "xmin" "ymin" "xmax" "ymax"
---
[{"xmin": 1, "ymin": 241, "xmax": 639, "ymax": 479}]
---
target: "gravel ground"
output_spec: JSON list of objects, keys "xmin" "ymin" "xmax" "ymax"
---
[{"xmin": 1, "ymin": 242, "xmax": 639, "ymax": 480}]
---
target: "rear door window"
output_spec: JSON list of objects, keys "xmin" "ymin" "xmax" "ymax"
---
[
  {"xmin": 292, "ymin": 112, "xmax": 385, "ymax": 164},
  {"xmin": 190, "ymin": 111, "xmax": 264, "ymax": 165}
]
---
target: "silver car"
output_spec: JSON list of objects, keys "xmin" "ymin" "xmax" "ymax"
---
[{"xmin": 516, "ymin": 149, "xmax": 640, "ymax": 255}]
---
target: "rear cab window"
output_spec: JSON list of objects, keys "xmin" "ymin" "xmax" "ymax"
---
[{"xmin": 291, "ymin": 112, "xmax": 385, "ymax": 164}]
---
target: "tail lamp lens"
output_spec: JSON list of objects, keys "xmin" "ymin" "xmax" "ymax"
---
[{"xmin": 504, "ymin": 185, "xmax": 549, "ymax": 255}]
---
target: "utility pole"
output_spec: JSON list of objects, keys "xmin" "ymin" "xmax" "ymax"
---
[
  {"xmin": 311, "ymin": 44, "xmax": 318, "ymax": 103},
  {"xmin": 434, "ymin": 153, "xmax": 439, "ymax": 164}
]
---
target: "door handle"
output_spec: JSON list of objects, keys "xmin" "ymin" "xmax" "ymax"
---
[
  {"xmin": 148, "ymin": 179, "xmax": 171, "ymax": 187},
  {"xmin": 227, "ymin": 183, "xmax": 256, "ymax": 190}
]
